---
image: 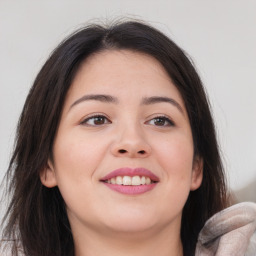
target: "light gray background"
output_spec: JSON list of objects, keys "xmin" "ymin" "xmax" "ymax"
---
[{"xmin": 0, "ymin": 0, "xmax": 255, "ymax": 203}]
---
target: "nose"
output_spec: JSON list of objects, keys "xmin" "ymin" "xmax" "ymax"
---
[{"xmin": 110, "ymin": 126, "xmax": 151, "ymax": 158}]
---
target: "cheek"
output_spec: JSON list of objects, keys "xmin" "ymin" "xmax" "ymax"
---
[
  {"xmin": 51, "ymin": 130, "xmax": 110, "ymax": 208},
  {"xmin": 53, "ymin": 130, "xmax": 106, "ymax": 176},
  {"xmin": 152, "ymin": 132, "xmax": 194, "ymax": 200},
  {"xmin": 154, "ymin": 132, "xmax": 194, "ymax": 174},
  {"xmin": 52, "ymin": 132, "xmax": 107, "ymax": 216}
]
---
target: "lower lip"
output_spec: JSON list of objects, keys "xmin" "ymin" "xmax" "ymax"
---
[{"xmin": 102, "ymin": 183, "xmax": 157, "ymax": 195}]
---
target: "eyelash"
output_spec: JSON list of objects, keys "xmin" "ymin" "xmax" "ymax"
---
[
  {"xmin": 80, "ymin": 114, "xmax": 175, "ymax": 127},
  {"xmin": 80, "ymin": 114, "xmax": 111, "ymax": 126},
  {"xmin": 146, "ymin": 115, "xmax": 175, "ymax": 127}
]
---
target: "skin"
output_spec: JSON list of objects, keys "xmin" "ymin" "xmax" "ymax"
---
[{"xmin": 41, "ymin": 50, "xmax": 203, "ymax": 256}]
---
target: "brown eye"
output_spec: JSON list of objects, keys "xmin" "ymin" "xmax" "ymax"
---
[
  {"xmin": 81, "ymin": 115, "xmax": 111, "ymax": 126},
  {"xmin": 93, "ymin": 116, "xmax": 106, "ymax": 125},
  {"xmin": 154, "ymin": 118, "xmax": 166, "ymax": 126},
  {"xmin": 147, "ymin": 116, "xmax": 174, "ymax": 127}
]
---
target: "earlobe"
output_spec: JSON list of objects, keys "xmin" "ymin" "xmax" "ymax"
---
[
  {"xmin": 190, "ymin": 156, "xmax": 203, "ymax": 191},
  {"xmin": 40, "ymin": 160, "xmax": 57, "ymax": 188}
]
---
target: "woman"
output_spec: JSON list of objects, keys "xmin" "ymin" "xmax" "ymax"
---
[{"xmin": 1, "ymin": 20, "xmax": 229, "ymax": 256}]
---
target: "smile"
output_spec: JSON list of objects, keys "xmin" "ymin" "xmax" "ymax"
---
[
  {"xmin": 104, "ymin": 175, "xmax": 155, "ymax": 185},
  {"xmin": 100, "ymin": 167, "xmax": 159, "ymax": 195}
]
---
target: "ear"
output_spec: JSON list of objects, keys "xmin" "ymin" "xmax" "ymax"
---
[
  {"xmin": 40, "ymin": 160, "xmax": 57, "ymax": 188},
  {"xmin": 190, "ymin": 156, "xmax": 203, "ymax": 191}
]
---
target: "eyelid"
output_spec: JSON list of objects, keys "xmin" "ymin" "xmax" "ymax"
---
[
  {"xmin": 145, "ymin": 114, "xmax": 175, "ymax": 126},
  {"xmin": 80, "ymin": 113, "xmax": 112, "ymax": 126}
]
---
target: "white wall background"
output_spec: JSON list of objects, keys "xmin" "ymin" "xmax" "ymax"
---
[{"xmin": 0, "ymin": 0, "xmax": 255, "ymax": 203}]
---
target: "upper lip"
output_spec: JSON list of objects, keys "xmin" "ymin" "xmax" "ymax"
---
[{"xmin": 100, "ymin": 167, "xmax": 160, "ymax": 182}]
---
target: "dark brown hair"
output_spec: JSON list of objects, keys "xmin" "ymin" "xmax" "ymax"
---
[{"xmin": 1, "ymin": 20, "xmax": 228, "ymax": 256}]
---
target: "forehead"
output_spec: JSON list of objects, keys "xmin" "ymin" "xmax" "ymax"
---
[{"xmin": 64, "ymin": 49, "xmax": 184, "ymax": 108}]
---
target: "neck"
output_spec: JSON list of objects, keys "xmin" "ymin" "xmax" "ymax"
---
[{"xmin": 72, "ymin": 221, "xmax": 183, "ymax": 256}]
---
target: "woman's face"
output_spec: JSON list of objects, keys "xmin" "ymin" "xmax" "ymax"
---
[{"xmin": 41, "ymin": 50, "xmax": 202, "ymax": 236}]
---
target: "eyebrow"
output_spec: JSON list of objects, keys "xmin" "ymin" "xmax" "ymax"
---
[
  {"xmin": 69, "ymin": 94, "xmax": 184, "ymax": 114},
  {"xmin": 69, "ymin": 94, "xmax": 118, "ymax": 109},
  {"xmin": 141, "ymin": 96, "xmax": 184, "ymax": 114}
]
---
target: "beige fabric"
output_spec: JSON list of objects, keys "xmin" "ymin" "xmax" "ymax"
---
[{"xmin": 195, "ymin": 202, "xmax": 256, "ymax": 256}]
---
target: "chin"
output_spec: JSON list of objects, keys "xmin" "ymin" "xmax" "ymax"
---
[
  {"xmin": 100, "ymin": 209, "xmax": 163, "ymax": 234},
  {"xmin": 103, "ymin": 221, "xmax": 158, "ymax": 237}
]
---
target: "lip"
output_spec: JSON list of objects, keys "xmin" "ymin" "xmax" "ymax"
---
[{"xmin": 100, "ymin": 167, "xmax": 159, "ymax": 195}]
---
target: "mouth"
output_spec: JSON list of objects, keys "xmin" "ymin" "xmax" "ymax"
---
[
  {"xmin": 100, "ymin": 168, "xmax": 159, "ymax": 195},
  {"xmin": 102, "ymin": 175, "xmax": 157, "ymax": 185}
]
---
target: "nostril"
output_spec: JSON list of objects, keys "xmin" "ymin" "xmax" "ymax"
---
[
  {"xmin": 119, "ymin": 149, "xmax": 127, "ymax": 154},
  {"xmin": 116, "ymin": 149, "xmax": 148, "ymax": 155}
]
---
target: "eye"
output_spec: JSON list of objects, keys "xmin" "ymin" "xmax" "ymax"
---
[
  {"xmin": 147, "ymin": 116, "xmax": 174, "ymax": 127},
  {"xmin": 80, "ymin": 115, "xmax": 111, "ymax": 126}
]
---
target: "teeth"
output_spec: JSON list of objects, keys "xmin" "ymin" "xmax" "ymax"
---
[
  {"xmin": 106, "ymin": 176, "xmax": 154, "ymax": 185},
  {"xmin": 132, "ymin": 176, "xmax": 141, "ymax": 185},
  {"xmin": 123, "ymin": 176, "xmax": 132, "ymax": 185},
  {"xmin": 116, "ymin": 176, "xmax": 123, "ymax": 185},
  {"xmin": 145, "ymin": 177, "xmax": 151, "ymax": 185},
  {"xmin": 110, "ymin": 177, "xmax": 116, "ymax": 184}
]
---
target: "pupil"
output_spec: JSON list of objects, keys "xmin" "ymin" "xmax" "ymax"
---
[
  {"xmin": 94, "ymin": 117, "xmax": 104, "ymax": 125},
  {"xmin": 155, "ymin": 118, "xmax": 165, "ymax": 126}
]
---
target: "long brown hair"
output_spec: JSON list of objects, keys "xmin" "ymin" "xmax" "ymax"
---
[{"xmin": 1, "ymin": 20, "xmax": 228, "ymax": 256}]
